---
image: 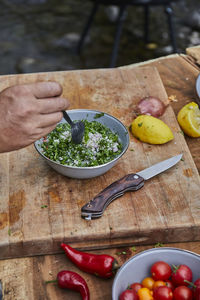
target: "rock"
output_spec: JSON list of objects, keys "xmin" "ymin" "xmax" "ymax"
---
[
  {"xmin": 28, "ymin": 0, "xmax": 47, "ymax": 3},
  {"xmin": 0, "ymin": 0, "xmax": 199, "ymax": 73},
  {"xmin": 53, "ymin": 32, "xmax": 90, "ymax": 49},
  {"xmin": 189, "ymin": 31, "xmax": 200, "ymax": 45},
  {"xmin": 15, "ymin": 54, "xmax": 82, "ymax": 73},
  {"xmin": 160, "ymin": 45, "xmax": 173, "ymax": 54},
  {"xmin": 8, "ymin": 0, "xmax": 47, "ymax": 3},
  {"xmin": 15, "ymin": 57, "xmax": 38, "ymax": 73},
  {"xmin": 105, "ymin": 6, "xmax": 120, "ymax": 22},
  {"xmin": 182, "ymin": 9, "xmax": 200, "ymax": 30}
]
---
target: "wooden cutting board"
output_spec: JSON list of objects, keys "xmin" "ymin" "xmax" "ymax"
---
[{"xmin": 0, "ymin": 66, "xmax": 200, "ymax": 259}]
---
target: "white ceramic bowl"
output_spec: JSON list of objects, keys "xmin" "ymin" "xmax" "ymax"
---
[
  {"xmin": 112, "ymin": 247, "xmax": 200, "ymax": 300},
  {"xmin": 34, "ymin": 109, "xmax": 129, "ymax": 179}
]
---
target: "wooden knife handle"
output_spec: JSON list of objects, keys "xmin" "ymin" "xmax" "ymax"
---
[{"xmin": 81, "ymin": 174, "xmax": 144, "ymax": 215}]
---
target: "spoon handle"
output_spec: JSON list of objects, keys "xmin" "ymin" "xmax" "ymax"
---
[{"xmin": 63, "ymin": 111, "xmax": 73, "ymax": 126}]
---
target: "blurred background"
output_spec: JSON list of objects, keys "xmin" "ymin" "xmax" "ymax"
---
[{"xmin": 0, "ymin": 0, "xmax": 200, "ymax": 74}]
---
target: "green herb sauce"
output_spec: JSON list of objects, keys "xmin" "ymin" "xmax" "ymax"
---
[{"xmin": 41, "ymin": 120, "xmax": 122, "ymax": 167}]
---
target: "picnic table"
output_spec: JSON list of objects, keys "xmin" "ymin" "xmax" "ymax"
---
[{"xmin": 0, "ymin": 45, "xmax": 200, "ymax": 299}]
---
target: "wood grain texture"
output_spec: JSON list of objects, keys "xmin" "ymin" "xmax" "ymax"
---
[
  {"xmin": 125, "ymin": 54, "xmax": 200, "ymax": 174},
  {"xmin": 186, "ymin": 45, "xmax": 200, "ymax": 66},
  {"xmin": 0, "ymin": 242, "xmax": 200, "ymax": 300},
  {"xmin": 0, "ymin": 66, "xmax": 200, "ymax": 260},
  {"xmin": 0, "ymin": 48, "xmax": 200, "ymax": 300}
]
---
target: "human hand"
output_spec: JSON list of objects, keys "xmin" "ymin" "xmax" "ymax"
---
[{"xmin": 0, "ymin": 81, "xmax": 70, "ymax": 153}]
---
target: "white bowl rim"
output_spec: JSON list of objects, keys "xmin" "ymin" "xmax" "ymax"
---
[
  {"xmin": 34, "ymin": 109, "xmax": 130, "ymax": 170},
  {"xmin": 112, "ymin": 246, "xmax": 200, "ymax": 295}
]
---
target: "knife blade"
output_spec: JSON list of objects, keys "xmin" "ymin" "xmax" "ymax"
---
[{"xmin": 81, "ymin": 154, "xmax": 183, "ymax": 220}]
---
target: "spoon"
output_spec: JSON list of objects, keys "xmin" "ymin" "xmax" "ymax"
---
[{"xmin": 62, "ymin": 111, "xmax": 85, "ymax": 144}]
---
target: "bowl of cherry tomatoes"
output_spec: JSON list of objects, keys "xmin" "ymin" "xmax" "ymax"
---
[{"xmin": 112, "ymin": 247, "xmax": 200, "ymax": 300}]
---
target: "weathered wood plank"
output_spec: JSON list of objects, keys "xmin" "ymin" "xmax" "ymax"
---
[
  {"xmin": 0, "ymin": 65, "xmax": 200, "ymax": 259},
  {"xmin": 186, "ymin": 45, "xmax": 200, "ymax": 66},
  {"xmin": 1, "ymin": 48, "xmax": 200, "ymax": 300},
  {"xmin": 0, "ymin": 242, "xmax": 200, "ymax": 300},
  {"xmin": 123, "ymin": 54, "xmax": 200, "ymax": 173}
]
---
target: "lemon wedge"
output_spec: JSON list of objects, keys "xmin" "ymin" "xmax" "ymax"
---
[
  {"xmin": 177, "ymin": 102, "xmax": 200, "ymax": 137},
  {"xmin": 131, "ymin": 115, "xmax": 174, "ymax": 144}
]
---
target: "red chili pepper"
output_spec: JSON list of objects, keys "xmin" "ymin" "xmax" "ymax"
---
[
  {"xmin": 61, "ymin": 243, "xmax": 119, "ymax": 278},
  {"xmin": 46, "ymin": 270, "xmax": 90, "ymax": 300}
]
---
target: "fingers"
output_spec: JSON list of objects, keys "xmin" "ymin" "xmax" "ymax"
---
[
  {"xmin": 27, "ymin": 81, "xmax": 63, "ymax": 99},
  {"xmin": 37, "ymin": 112, "xmax": 64, "ymax": 128},
  {"xmin": 37, "ymin": 97, "xmax": 70, "ymax": 114},
  {"xmin": 39, "ymin": 124, "xmax": 59, "ymax": 139}
]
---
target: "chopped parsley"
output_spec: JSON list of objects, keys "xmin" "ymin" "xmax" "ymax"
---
[
  {"xmin": 94, "ymin": 112, "xmax": 104, "ymax": 119},
  {"xmin": 179, "ymin": 130, "xmax": 184, "ymax": 135},
  {"xmin": 41, "ymin": 205, "xmax": 48, "ymax": 209},
  {"xmin": 41, "ymin": 120, "xmax": 122, "ymax": 167},
  {"xmin": 116, "ymin": 251, "xmax": 127, "ymax": 255},
  {"xmin": 154, "ymin": 242, "xmax": 164, "ymax": 248}
]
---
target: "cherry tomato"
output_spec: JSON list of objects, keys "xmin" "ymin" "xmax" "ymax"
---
[
  {"xmin": 142, "ymin": 277, "xmax": 155, "ymax": 290},
  {"xmin": 151, "ymin": 261, "xmax": 172, "ymax": 281},
  {"xmin": 194, "ymin": 279, "xmax": 200, "ymax": 288},
  {"xmin": 119, "ymin": 289, "xmax": 139, "ymax": 300},
  {"xmin": 192, "ymin": 279, "xmax": 200, "ymax": 300},
  {"xmin": 130, "ymin": 283, "xmax": 143, "ymax": 294},
  {"xmin": 172, "ymin": 265, "xmax": 193, "ymax": 286},
  {"xmin": 173, "ymin": 286, "xmax": 193, "ymax": 300},
  {"xmin": 153, "ymin": 280, "xmax": 166, "ymax": 290},
  {"xmin": 137, "ymin": 287, "xmax": 153, "ymax": 300},
  {"xmin": 153, "ymin": 286, "xmax": 173, "ymax": 300},
  {"xmin": 165, "ymin": 280, "xmax": 175, "ymax": 291},
  {"xmin": 194, "ymin": 286, "xmax": 200, "ymax": 300}
]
